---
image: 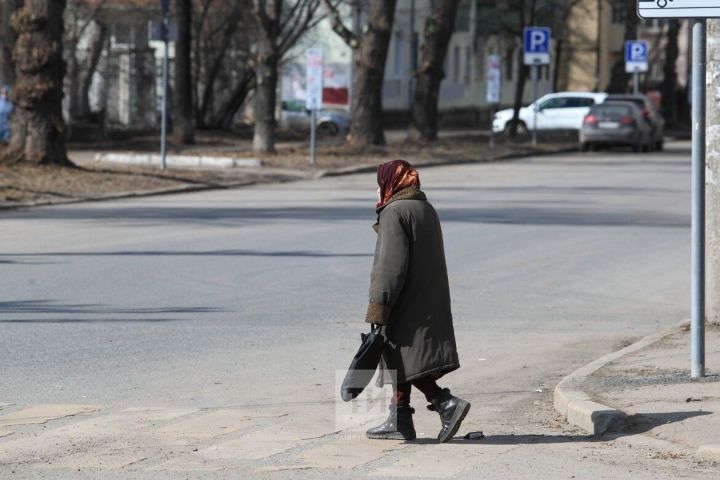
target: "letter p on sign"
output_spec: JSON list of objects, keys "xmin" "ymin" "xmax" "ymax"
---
[{"xmin": 531, "ymin": 31, "xmax": 546, "ymax": 51}]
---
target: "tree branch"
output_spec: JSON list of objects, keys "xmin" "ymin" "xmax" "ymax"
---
[{"xmin": 320, "ymin": 0, "xmax": 358, "ymax": 48}]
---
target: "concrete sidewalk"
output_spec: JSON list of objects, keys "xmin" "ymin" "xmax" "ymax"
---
[{"xmin": 556, "ymin": 322, "xmax": 720, "ymax": 461}]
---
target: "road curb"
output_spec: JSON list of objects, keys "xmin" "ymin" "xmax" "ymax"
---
[
  {"xmin": 94, "ymin": 152, "xmax": 262, "ymax": 168},
  {"xmin": 0, "ymin": 181, "xmax": 257, "ymax": 211},
  {"xmin": 553, "ymin": 323, "xmax": 684, "ymax": 436}
]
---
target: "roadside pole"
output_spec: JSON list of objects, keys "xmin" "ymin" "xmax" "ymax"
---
[
  {"xmin": 310, "ymin": 109, "xmax": 317, "ymax": 166},
  {"xmin": 637, "ymin": 2, "xmax": 720, "ymax": 379},
  {"xmin": 306, "ymin": 48, "xmax": 324, "ymax": 167},
  {"xmin": 486, "ymin": 54, "xmax": 502, "ymax": 150},
  {"xmin": 625, "ymin": 41, "xmax": 648, "ymax": 97},
  {"xmin": 691, "ymin": 19, "xmax": 707, "ymax": 378},
  {"xmin": 489, "ymin": 104, "xmax": 496, "ymax": 149},
  {"xmin": 523, "ymin": 27, "xmax": 551, "ymax": 147},
  {"xmin": 633, "ymin": 72, "xmax": 639, "ymax": 95},
  {"xmin": 532, "ymin": 65, "xmax": 538, "ymax": 146},
  {"xmin": 160, "ymin": 0, "xmax": 170, "ymax": 171}
]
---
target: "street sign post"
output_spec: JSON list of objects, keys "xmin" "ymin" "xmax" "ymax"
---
[
  {"xmin": 524, "ymin": 27, "xmax": 551, "ymax": 146},
  {"xmin": 306, "ymin": 48, "xmax": 324, "ymax": 167},
  {"xmin": 639, "ymin": 1, "xmax": 720, "ymax": 378},
  {"xmin": 159, "ymin": 0, "xmax": 170, "ymax": 171},
  {"xmin": 486, "ymin": 55, "xmax": 502, "ymax": 149},
  {"xmin": 638, "ymin": 0, "xmax": 720, "ymax": 18},
  {"xmin": 625, "ymin": 41, "xmax": 648, "ymax": 95}
]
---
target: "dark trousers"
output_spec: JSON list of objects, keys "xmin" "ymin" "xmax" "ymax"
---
[{"xmin": 392, "ymin": 377, "xmax": 443, "ymax": 406}]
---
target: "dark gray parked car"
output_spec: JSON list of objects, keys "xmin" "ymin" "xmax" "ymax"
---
[
  {"xmin": 580, "ymin": 101, "xmax": 653, "ymax": 153},
  {"xmin": 603, "ymin": 94, "xmax": 664, "ymax": 151},
  {"xmin": 279, "ymin": 100, "xmax": 349, "ymax": 136}
]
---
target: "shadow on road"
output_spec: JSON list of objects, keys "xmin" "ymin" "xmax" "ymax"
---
[
  {"xmin": 0, "ymin": 300, "xmax": 223, "ymax": 323},
  {"xmin": 407, "ymin": 411, "xmax": 711, "ymax": 446},
  {"xmin": 1, "ymin": 249, "xmax": 373, "ymax": 258},
  {"xmin": 2, "ymin": 205, "xmax": 689, "ymax": 229}
]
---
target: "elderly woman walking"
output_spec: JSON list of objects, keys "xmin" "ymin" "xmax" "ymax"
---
[{"xmin": 365, "ymin": 159, "xmax": 470, "ymax": 443}]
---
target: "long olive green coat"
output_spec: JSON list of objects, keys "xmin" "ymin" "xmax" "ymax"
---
[{"xmin": 365, "ymin": 188, "xmax": 460, "ymax": 385}]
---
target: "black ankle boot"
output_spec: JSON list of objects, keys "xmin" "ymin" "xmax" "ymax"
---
[
  {"xmin": 430, "ymin": 388, "xmax": 471, "ymax": 443},
  {"xmin": 366, "ymin": 405, "xmax": 416, "ymax": 440}
]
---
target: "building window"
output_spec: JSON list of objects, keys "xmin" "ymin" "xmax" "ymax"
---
[
  {"xmin": 612, "ymin": 0, "xmax": 626, "ymax": 24},
  {"xmin": 456, "ymin": 0, "xmax": 471, "ymax": 32}
]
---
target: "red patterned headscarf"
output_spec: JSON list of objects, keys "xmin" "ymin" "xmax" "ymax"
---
[{"xmin": 376, "ymin": 159, "xmax": 420, "ymax": 210}]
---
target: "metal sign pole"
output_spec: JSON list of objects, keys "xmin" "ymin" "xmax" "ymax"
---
[
  {"xmin": 310, "ymin": 109, "xmax": 317, "ymax": 166},
  {"xmin": 691, "ymin": 18, "xmax": 707, "ymax": 379},
  {"xmin": 160, "ymin": 4, "xmax": 169, "ymax": 171},
  {"xmin": 489, "ymin": 104, "xmax": 496, "ymax": 150},
  {"xmin": 633, "ymin": 72, "xmax": 639, "ymax": 95},
  {"xmin": 532, "ymin": 65, "xmax": 538, "ymax": 146}
]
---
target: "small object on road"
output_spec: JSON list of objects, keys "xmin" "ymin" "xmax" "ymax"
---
[
  {"xmin": 478, "ymin": 358, "xmax": 486, "ymax": 362},
  {"xmin": 686, "ymin": 397, "xmax": 702, "ymax": 403},
  {"xmin": 463, "ymin": 431, "xmax": 485, "ymax": 440},
  {"xmin": 535, "ymin": 389, "xmax": 543, "ymax": 393}
]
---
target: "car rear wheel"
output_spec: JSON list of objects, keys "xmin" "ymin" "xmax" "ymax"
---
[
  {"xmin": 317, "ymin": 122, "xmax": 339, "ymax": 136},
  {"xmin": 655, "ymin": 139, "xmax": 664, "ymax": 151},
  {"xmin": 580, "ymin": 142, "xmax": 591, "ymax": 152}
]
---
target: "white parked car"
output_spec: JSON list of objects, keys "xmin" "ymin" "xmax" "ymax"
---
[{"xmin": 493, "ymin": 92, "xmax": 608, "ymax": 134}]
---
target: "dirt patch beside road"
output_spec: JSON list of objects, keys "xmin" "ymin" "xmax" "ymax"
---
[{"xmin": 0, "ymin": 162, "xmax": 300, "ymax": 208}]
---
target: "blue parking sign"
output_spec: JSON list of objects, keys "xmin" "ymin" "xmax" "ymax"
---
[
  {"xmin": 523, "ymin": 27, "xmax": 551, "ymax": 65},
  {"xmin": 625, "ymin": 41, "xmax": 648, "ymax": 73}
]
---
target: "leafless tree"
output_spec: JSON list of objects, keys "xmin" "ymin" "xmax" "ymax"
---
[
  {"xmin": 192, "ymin": 0, "xmax": 253, "ymax": 128},
  {"xmin": 252, "ymin": 0, "xmax": 323, "ymax": 153},
  {"xmin": 606, "ymin": 0, "xmax": 638, "ymax": 93},
  {"xmin": 1, "ymin": 0, "xmax": 71, "ymax": 165},
  {"xmin": 0, "ymin": 0, "xmax": 22, "ymax": 87},
  {"xmin": 175, "ymin": 0, "xmax": 195, "ymax": 144},
  {"xmin": 64, "ymin": 1, "xmax": 106, "ymax": 121},
  {"xmin": 322, "ymin": 0, "xmax": 397, "ymax": 147},
  {"xmin": 408, "ymin": 0, "xmax": 461, "ymax": 141}
]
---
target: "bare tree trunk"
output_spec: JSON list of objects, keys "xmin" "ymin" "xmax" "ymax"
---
[
  {"xmin": 253, "ymin": 37, "xmax": 279, "ymax": 152},
  {"xmin": 660, "ymin": 20, "xmax": 680, "ymax": 128},
  {"xmin": 175, "ymin": 0, "xmax": 195, "ymax": 144},
  {"xmin": 252, "ymin": 0, "xmax": 281, "ymax": 153},
  {"xmin": 552, "ymin": 36, "xmax": 563, "ymax": 93},
  {"xmin": 1, "ymin": 0, "xmax": 70, "ymax": 165},
  {"xmin": 67, "ymin": 40, "xmax": 80, "ymax": 119},
  {"xmin": 0, "ymin": 0, "xmax": 22, "ymax": 87},
  {"xmin": 210, "ymin": 71, "xmax": 254, "ymax": 130},
  {"xmin": 408, "ymin": 0, "xmax": 460, "ymax": 141},
  {"xmin": 706, "ymin": 19, "xmax": 720, "ymax": 324},
  {"xmin": 508, "ymin": 0, "xmax": 530, "ymax": 136},
  {"xmin": 79, "ymin": 21, "xmax": 107, "ymax": 120},
  {"xmin": 347, "ymin": 0, "xmax": 396, "ymax": 147},
  {"xmin": 606, "ymin": 1, "xmax": 638, "ymax": 93},
  {"xmin": 197, "ymin": 15, "xmax": 239, "ymax": 128}
]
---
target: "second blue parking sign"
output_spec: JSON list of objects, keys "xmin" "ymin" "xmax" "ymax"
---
[{"xmin": 523, "ymin": 27, "xmax": 551, "ymax": 65}]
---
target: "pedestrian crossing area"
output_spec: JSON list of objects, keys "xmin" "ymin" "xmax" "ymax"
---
[{"xmin": 0, "ymin": 401, "xmax": 501, "ymax": 477}]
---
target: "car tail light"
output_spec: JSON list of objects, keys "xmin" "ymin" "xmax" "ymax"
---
[
  {"xmin": 583, "ymin": 114, "xmax": 598, "ymax": 126},
  {"xmin": 619, "ymin": 115, "xmax": 636, "ymax": 126},
  {"xmin": 642, "ymin": 109, "xmax": 651, "ymax": 118}
]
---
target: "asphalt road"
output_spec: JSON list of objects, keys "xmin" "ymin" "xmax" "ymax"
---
[{"xmin": 1, "ymin": 142, "xmax": 715, "ymax": 478}]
